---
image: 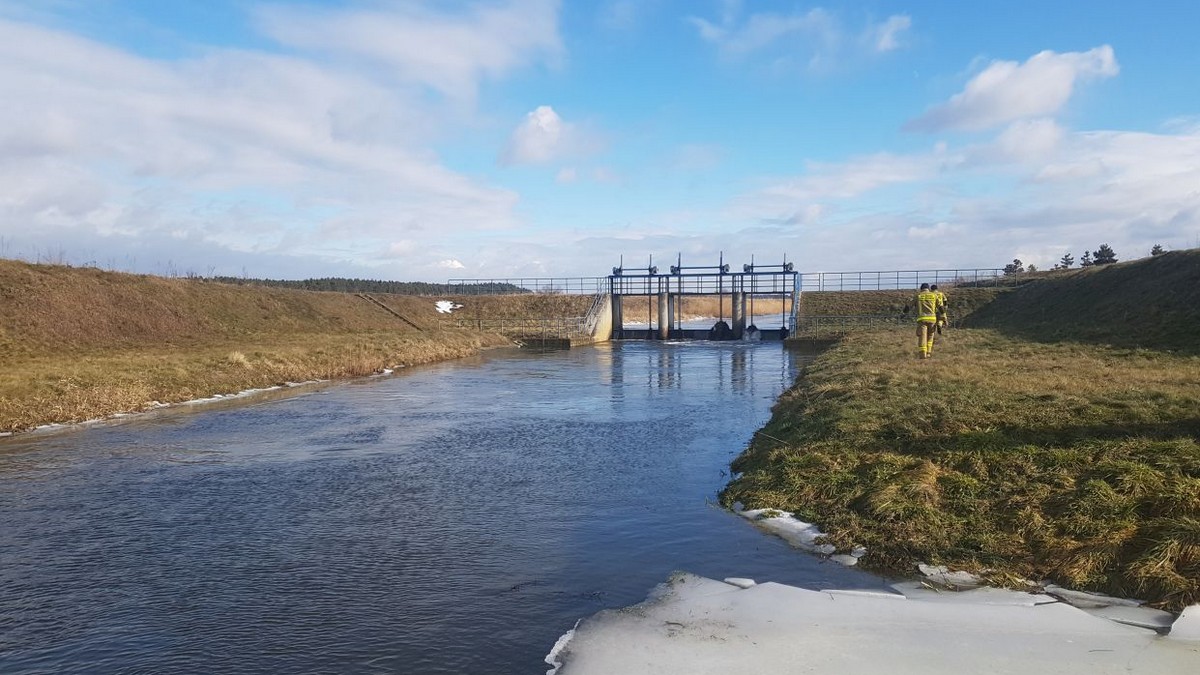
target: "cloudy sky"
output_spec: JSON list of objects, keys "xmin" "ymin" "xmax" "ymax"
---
[{"xmin": 1, "ymin": 0, "xmax": 1198, "ymax": 281}]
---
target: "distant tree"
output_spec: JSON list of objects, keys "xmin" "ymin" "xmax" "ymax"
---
[
  {"xmin": 1003, "ymin": 258, "xmax": 1025, "ymax": 276},
  {"xmin": 1027, "ymin": 264, "xmax": 1038, "ymax": 273},
  {"xmin": 1151, "ymin": 244, "xmax": 1165, "ymax": 256},
  {"xmin": 1093, "ymin": 243, "xmax": 1118, "ymax": 265},
  {"xmin": 1057, "ymin": 253, "xmax": 1074, "ymax": 269},
  {"xmin": 1080, "ymin": 251, "xmax": 1093, "ymax": 267}
]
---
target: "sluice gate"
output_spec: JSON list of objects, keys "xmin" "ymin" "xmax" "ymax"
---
[{"xmin": 609, "ymin": 255, "xmax": 798, "ymax": 341}]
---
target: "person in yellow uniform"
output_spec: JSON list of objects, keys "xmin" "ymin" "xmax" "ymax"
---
[
  {"xmin": 930, "ymin": 283, "xmax": 948, "ymax": 335},
  {"xmin": 912, "ymin": 283, "xmax": 940, "ymax": 358}
]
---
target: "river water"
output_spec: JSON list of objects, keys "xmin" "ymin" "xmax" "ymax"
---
[{"xmin": 0, "ymin": 341, "xmax": 887, "ymax": 674}]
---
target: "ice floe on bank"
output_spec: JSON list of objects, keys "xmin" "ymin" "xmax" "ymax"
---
[
  {"xmin": 548, "ymin": 572, "xmax": 1200, "ymax": 674},
  {"xmin": 547, "ymin": 507, "xmax": 1200, "ymax": 673},
  {"xmin": 736, "ymin": 507, "xmax": 866, "ymax": 565}
]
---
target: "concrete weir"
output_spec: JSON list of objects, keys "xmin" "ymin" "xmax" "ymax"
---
[{"xmin": 608, "ymin": 256, "xmax": 797, "ymax": 341}]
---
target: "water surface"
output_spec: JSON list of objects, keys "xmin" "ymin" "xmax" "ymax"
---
[{"xmin": 0, "ymin": 342, "xmax": 886, "ymax": 674}]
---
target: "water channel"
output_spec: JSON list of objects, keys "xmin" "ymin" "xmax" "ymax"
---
[{"xmin": 0, "ymin": 341, "xmax": 888, "ymax": 674}]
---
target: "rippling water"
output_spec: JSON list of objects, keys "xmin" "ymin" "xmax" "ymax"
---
[{"xmin": 0, "ymin": 342, "xmax": 887, "ymax": 674}]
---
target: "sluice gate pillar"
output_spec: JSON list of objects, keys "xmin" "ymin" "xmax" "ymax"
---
[
  {"xmin": 609, "ymin": 255, "xmax": 796, "ymax": 341},
  {"xmin": 657, "ymin": 291, "xmax": 670, "ymax": 340}
]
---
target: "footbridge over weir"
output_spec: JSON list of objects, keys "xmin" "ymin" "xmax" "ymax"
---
[{"xmin": 445, "ymin": 262, "xmax": 1004, "ymax": 344}]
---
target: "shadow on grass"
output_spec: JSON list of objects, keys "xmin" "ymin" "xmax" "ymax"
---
[{"xmin": 962, "ymin": 249, "xmax": 1200, "ymax": 355}]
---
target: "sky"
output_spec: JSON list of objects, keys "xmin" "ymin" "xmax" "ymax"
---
[{"xmin": 1, "ymin": 0, "xmax": 1198, "ymax": 281}]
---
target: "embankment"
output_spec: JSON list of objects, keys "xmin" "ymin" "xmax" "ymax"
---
[
  {"xmin": 797, "ymin": 287, "xmax": 1004, "ymax": 320},
  {"xmin": 724, "ymin": 250, "xmax": 1200, "ymax": 610},
  {"xmin": 0, "ymin": 260, "xmax": 532, "ymax": 433}
]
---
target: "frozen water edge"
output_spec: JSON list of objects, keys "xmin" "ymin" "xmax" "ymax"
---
[
  {"xmin": 548, "ymin": 506, "xmax": 1200, "ymax": 673},
  {"xmin": 12, "ymin": 379, "xmax": 331, "ymax": 439},
  {"xmin": 736, "ymin": 507, "xmax": 866, "ymax": 565},
  {"xmin": 548, "ymin": 572, "xmax": 1200, "ymax": 674}
]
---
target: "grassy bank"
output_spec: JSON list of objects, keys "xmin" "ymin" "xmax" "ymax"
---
[
  {"xmin": 797, "ymin": 287, "xmax": 1005, "ymax": 320},
  {"xmin": 0, "ymin": 260, "xmax": 516, "ymax": 433},
  {"xmin": 725, "ymin": 251, "xmax": 1200, "ymax": 610}
]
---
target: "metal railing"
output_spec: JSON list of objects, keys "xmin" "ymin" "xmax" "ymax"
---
[
  {"xmin": 798, "ymin": 269, "xmax": 1003, "ymax": 292},
  {"xmin": 581, "ymin": 292, "xmax": 607, "ymax": 335},
  {"xmin": 609, "ymin": 272, "xmax": 795, "ymax": 297},
  {"xmin": 792, "ymin": 314, "xmax": 910, "ymax": 336},
  {"xmin": 447, "ymin": 269, "xmax": 1005, "ymax": 296}
]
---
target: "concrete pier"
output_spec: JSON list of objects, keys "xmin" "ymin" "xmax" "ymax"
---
[
  {"xmin": 731, "ymin": 291, "xmax": 746, "ymax": 339},
  {"xmin": 657, "ymin": 292, "xmax": 670, "ymax": 340}
]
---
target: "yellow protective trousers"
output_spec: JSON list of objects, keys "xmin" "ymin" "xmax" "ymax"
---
[{"xmin": 917, "ymin": 320, "xmax": 936, "ymax": 358}]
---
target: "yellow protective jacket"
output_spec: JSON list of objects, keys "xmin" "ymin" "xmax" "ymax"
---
[
  {"xmin": 914, "ymin": 290, "xmax": 939, "ymax": 322},
  {"xmin": 934, "ymin": 291, "xmax": 948, "ymax": 318}
]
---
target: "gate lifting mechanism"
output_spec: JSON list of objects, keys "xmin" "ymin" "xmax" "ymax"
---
[{"xmin": 608, "ymin": 253, "xmax": 798, "ymax": 341}]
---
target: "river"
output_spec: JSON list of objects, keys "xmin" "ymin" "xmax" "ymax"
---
[{"xmin": 0, "ymin": 341, "xmax": 887, "ymax": 674}]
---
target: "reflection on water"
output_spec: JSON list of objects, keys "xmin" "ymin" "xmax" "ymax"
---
[{"xmin": 0, "ymin": 342, "xmax": 886, "ymax": 674}]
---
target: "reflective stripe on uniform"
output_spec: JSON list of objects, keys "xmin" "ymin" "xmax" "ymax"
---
[{"xmin": 914, "ymin": 291, "xmax": 939, "ymax": 321}]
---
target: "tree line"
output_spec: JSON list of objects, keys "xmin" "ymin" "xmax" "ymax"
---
[
  {"xmin": 209, "ymin": 276, "xmax": 528, "ymax": 295},
  {"xmin": 1003, "ymin": 243, "xmax": 1167, "ymax": 276}
]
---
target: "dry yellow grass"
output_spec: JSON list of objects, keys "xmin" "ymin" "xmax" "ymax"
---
[{"xmin": 0, "ymin": 260, "xmax": 511, "ymax": 432}]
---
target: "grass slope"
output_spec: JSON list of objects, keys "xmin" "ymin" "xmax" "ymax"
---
[
  {"xmin": 964, "ymin": 249, "xmax": 1200, "ymax": 353},
  {"xmin": 0, "ymin": 260, "xmax": 518, "ymax": 432},
  {"xmin": 798, "ymin": 287, "xmax": 1004, "ymax": 320},
  {"xmin": 725, "ymin": 250, "xmax": 1200, "ymax": 610}
]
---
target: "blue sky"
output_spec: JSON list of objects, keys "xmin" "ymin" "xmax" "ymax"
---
[{"xmin": 1, "ymin": 0, "xmax": 1198, "ymax": 280}]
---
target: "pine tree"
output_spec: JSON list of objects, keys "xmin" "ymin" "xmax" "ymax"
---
[
  {"xmin": 1151, "ymin": 244, "xmax": 1165, "ymax": 256},
  {"xmin": 1093, "ymin": 244, "xmax": 1118, "ymax": 265},
  {"xmin": 1058, "ymin": 252, "xmax": 1074, "ymax": 269},
  {"xmin": 1003, "ymin": 258, "xmax": 1025, "ymax": 276},
  {"xmin": 1080, "ymin": 251, "xmax": 1093, "ymax": 267}
]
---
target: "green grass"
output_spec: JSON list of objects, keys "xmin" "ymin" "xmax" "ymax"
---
[
  {"xmin": 965, "ymin": 249, "xmax": 1200, "ymax": 353},
  {"xmin": 723, "ymin": 327, "xmax": 1200, "ymax": 610}
]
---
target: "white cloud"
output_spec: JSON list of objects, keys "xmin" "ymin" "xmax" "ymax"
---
[
  {"xmin": 689, "ymin": 6, "xmax": 910, "ymax": 71},
  {"xmin": 980, "ymin": 118, "xmax": 1066, "ymax": 163},
  {"xmin": 869, "ymin": 15, "xmax": 911, "ymax": 53},
  {"xmin": 907, "ymin": 46, "xmax": 1119, "ymax": 132},
  {"xmin": 907, "ymin": 222, "xmax": 961, "ymax": 239},
  {"xmin": 256, "ymin": 0, "xmax": 563, "ymax": 100},
  {"xmin": 724, "ymin": 124, "xmax": 1200, "ymax": 271},
  {"xmin": 753, "ymin": 151, "xmax": 949, "ymax": 203},
  {"xmin": 503, "ymin": 106, "xmax": 567, "ymax": 164},
  {"xmin": 0, "ymin": 5, "xmax": 556, "ymax": 279},
  {"xmin": 556, "ymin": 167, "xmax": 578, "ymax": 183},
  {"xmin": 500, "ymin": 105, "xmax": 602, "ymax": 165},
  {"xmin": 437, "ymin": 259, "xmax": 466, "ymax": 270},
  {"xmin": 690, "ymin": 8, "xmax": 837, "ymax": 58}
]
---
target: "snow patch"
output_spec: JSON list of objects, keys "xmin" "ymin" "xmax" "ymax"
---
[
  {"xmin": 917, "ymin": 563, "xmax": 984, "ymax": 588},
  {"xmin": 435, "ymin": 300, "xmax": 463, "ymax": 313},
  {"xmin": 735, "ymin": 507, "xmax": 859, "ymax": 563}
]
